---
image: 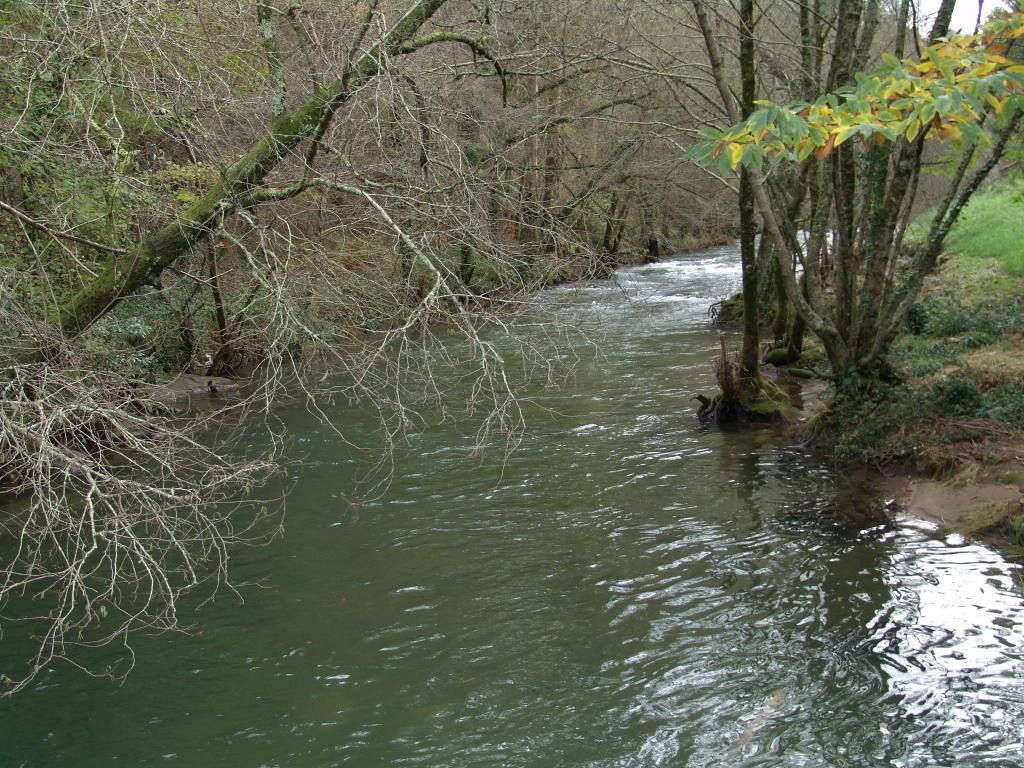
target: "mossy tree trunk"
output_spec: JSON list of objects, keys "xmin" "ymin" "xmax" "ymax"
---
[
  {"xmin": 58, "ymin": 0, "xmax": 451, "ymax": 338},
  {"xmin": 692, "ymin": 0, "xmax": 799, "ymax": 423},
  {"xmin": 692, "ymin": 0, "xmax": 762, "ymax": 388},
  {"xmin": 737, "ymin": 0, "xmax": 759, "ymax": 382}
]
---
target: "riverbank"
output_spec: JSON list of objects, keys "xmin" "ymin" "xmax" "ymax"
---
[
  {"xmin": 890, "ymin": 474, "xmax": 1022, "ymax": 534},
  {"xmin": 878, "ymin": 423, "xmax": 1024, "ymax": 557},
  {"xmin": 823, "ymin": 185, "xmax": 1024, "ymax": 556}
]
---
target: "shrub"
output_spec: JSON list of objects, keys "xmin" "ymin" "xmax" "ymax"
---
[
  {"xmin": 932, "ymin": 375, "xmax": 983, "ymax": 417},
  {"xmin": 984, "ymin": 378, "xmax": 1024, "ymax": 428}
]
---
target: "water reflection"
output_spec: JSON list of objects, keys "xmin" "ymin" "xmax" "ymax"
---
[{"xmin": 872, "ymin": 518, "xmax": 1024, "ymax": 767}]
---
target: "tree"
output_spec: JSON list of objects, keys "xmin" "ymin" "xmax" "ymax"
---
[
  {"xmin": 0, "ymin": 0, "xmax": 520, "ymax": 694},
  {"xmin": 4, "ymin": 0, "xmax": 747, "ymax": 693},
  {"xmin": 689, "ymin": 0, "xmax": 798, "ymax": 421},
  {"xmin": 689, "ymin": 2, "xmax": 1024, "ymax": 391}
]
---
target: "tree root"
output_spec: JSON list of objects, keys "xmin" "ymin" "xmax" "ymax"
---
[
  {"xmin": 694, "ymin": 379, "xmax": 797, "ymax": 425},
  {"xmin": 695, "ymin": 340, "xmax": 798, "ymax": 425}
]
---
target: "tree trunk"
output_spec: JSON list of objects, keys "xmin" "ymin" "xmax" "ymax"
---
[
  {"xmin": 738, "ymin": 0, "xmax": 759, "ymax": 381},
  {"xmin": 602, "ymin": 191, "xmax": 620, "ymax": 253},
  {"xmin": 208, "ymin": 240, "xmax": 230, "ymax": 343}
]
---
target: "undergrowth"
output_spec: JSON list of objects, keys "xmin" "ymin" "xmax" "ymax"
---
[{"xmin": 826, "ymin": 291, "xmax": 1024, "ymax": 465}]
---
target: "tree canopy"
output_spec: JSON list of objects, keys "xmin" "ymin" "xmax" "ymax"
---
[{"xmin": 689, "ymin": 11, "xmax": 1024, "ymax": 173}]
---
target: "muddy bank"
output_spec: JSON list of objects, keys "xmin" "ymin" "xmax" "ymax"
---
[{"xmin": 891, "ymin": 477, "xmax": 1022, "ymax": 526}]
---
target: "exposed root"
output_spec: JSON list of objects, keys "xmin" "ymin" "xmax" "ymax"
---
[{"xmin": 695, "ymin": 340, "xmax": 797, "ymax": 425}]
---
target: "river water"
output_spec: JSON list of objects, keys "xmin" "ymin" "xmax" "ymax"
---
[{"xmin": 3, "ymin": 245, "xmax": 1024, "ymax": 767}]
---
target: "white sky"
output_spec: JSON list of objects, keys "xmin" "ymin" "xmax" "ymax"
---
[{"xmin": 917, "ymin": 0, "xmax": 1013, "ymax": 34}]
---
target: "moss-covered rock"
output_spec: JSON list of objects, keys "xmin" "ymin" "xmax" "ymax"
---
[{"xmin": 709, "ymin": 292, "xmax": 744, "ymax": 325}]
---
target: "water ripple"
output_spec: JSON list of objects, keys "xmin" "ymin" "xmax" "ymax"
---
[{"xmin": 2, "ymin": 246, "xmax": 1023, "ymax": 767}]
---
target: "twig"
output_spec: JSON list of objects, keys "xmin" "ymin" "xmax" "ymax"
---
[{"xmin": 0, "ymin": 199, "xmax": 128, "ymax": 255}]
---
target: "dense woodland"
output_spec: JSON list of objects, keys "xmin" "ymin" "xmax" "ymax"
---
[{"xmin": 1, "ymin": 0, "xmax": 1021, "ymax": 692}]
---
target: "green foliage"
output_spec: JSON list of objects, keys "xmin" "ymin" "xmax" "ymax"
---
[
  {"xmin": 85, "ymin": 292, "xmax": 197, "ymax": 379},
  {"xmin": 984, "ymin": 377, "xmax": 1024, "ymax": 426},
  {"xmin": 908, "ymin": 295, "xmax": 972, "ymax": 335},
  {"xmin": 687, "ymin": 12, "xmax": 1024, "ymax": 172},
  {"xmin": 1011, "ymin": 514, "xmax": 1024, "ymax": 547},
  {"xmin": 904, "ymin": 357, "xmax": 945, "ymax": 378},
  {"xmin": 932, "ymin": 375, "xmax": 984, "ymax": 416},
  {"xmin": 822, "ymin": 380, "xmax": 922, "ymax": 463},
  {"xmin": 828, "ymin": 367, "xmax": 1024, "ymax": 463},
  {"xmin": 904, "ymin": 292, "xmax": 1024, "ymax": 342}
]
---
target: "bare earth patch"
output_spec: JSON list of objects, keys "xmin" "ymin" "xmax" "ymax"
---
[{"xmin": 897, "ymin": 479, "xmax": 1021, "ymax": 527}]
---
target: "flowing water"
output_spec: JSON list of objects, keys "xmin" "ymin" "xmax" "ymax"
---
[{"xmin": 3, "ymin": 245, "xmax": 1024, "ymax": 767}]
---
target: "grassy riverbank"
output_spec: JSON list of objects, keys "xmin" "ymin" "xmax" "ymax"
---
[{"xmin": 825, "ymin": 183, "xmax": 1024, "ymax": 555}]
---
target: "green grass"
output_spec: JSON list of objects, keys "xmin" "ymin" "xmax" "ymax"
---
[{"xmin": 944, "ymin": 183, "xmax": 1024, "ymax": 279}]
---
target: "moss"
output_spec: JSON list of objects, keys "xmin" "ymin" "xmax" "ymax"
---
[
  {"xmin": 709, "ymin": 292, "xmax": 744, "ymax": 324},
  {"xmin": 785, "ymin": 367, "xmax": 816, "ymax": 379},
  {"xmin": 762, "ymin": 347, "xmax": 791, "ymax": 366},
  {"xmin": 742, "ymin": 396, "xmax": 796, "ymax": 420},
  {"xmin": 795, "ymin": 341, "xmax": 828, "ymax": 369},
  {"xmin": 697, "ymin": 375, "xmax": 799, "ymax": 425}
]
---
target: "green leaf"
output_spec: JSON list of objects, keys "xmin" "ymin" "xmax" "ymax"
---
[
  {"xmin": 904, "ymin": 117, "xmax": 921, "ymax": 141},
  {"xmin": 717, "ymin": 148, "xmax": 734, "ymax": 176},
  {"xmin": 748, "ymin": 109, "xmax": 772, "ymax": 134},
  {"xmin": 741, "ymin": 142, "xmax": 764, "ymax": 170}
]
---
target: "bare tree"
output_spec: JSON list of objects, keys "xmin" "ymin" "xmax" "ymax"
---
[
  {"xmin": 4, "ymin": 0, "xmax": 698, "ymax": 691},
  {"xmin": 8, "ymin": 0, "xmax": 872, "ymax": 690},
  {"xmin": 0, "ymin": 0, "xmax": 510, "ymax": 693}
]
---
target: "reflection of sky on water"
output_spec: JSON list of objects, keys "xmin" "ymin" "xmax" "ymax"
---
[{"xmin": 872, "ymin": 517, "xmax": 1024, "ymax": 765}]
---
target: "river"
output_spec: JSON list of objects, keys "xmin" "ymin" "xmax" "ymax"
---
[{"xmin": 2, "ymin": 244, "xmax": 1023, "ymax": 766}]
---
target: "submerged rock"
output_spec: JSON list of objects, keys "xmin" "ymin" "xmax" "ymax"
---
[{"xmin": 151, "ymin": 374, "xmax": 244, "ymax": 406}]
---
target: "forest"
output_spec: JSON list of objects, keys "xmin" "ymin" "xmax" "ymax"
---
[{"xmin": 2, "ymin": 0, "xmax": 1023, "ymax": 697}]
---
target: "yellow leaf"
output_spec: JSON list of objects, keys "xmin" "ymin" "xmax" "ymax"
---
[
  {"xmin": 728, "ymin": 142, "xmax": 744, "ymax": 169},
  {"xmin": 987, "ymin": 92, "xmax": 1006, "ymax": 115},
  {"xmin": 904, "ymin": 118, "xmax": 920, "ymax": 142},
  {"xmin": 833, "ymin": 125, "xmax": 859, "ymax": 146}
]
